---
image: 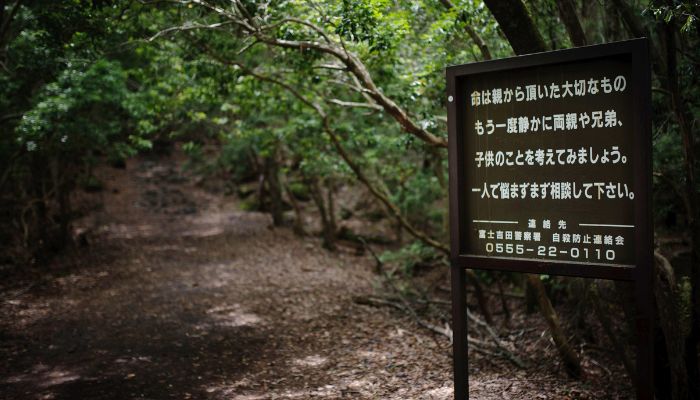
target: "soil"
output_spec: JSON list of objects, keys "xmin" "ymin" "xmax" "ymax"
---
[{"xmin": 0, "ymin": 153, "xmax": 633, "ymax": 399}]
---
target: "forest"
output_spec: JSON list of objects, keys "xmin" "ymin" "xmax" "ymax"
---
[{"xmin": 0, "ymin": 0, "xmax": 698, "ymax": 399}]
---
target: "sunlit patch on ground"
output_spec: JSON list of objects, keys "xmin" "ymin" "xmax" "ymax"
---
[
  {"xmin": 4, "ymin": 363, "xmax": 80, "ymax": 388},
  {"xmin": 188, "ymin": 262, "xmax": 238, "ymax": 289},
  {"xmin": 292, "ymin": 354, "xmax": 327, "ymax": 368},
  {"xmin": 356, "ymin": 349, "xmax": 391, "ymax": 362},
  {"xmin": 339, "ymin": 378, "xmax": 377, "ymax": 396},
  {"xmin": 97, "ymin": 223, "xmax": 160, "ymax": 240},
  {"xmin": 175, "ymin": 210, "xmax": 269, "ymax": 239},
  {"xmin": 206, "ymin": 304, "xmax": 263, "ymax": 328},
  {"xmin": 114, "ymin": 356, "xmax": 152, "ymax": 365},
  {"xmin": 228, "ymin": 386, "xmax": 340, "ymax": 399},
  {"xmin": 1, "ymin": 297, "xmax": 51, "ymax": 330},
  {"xmin": 229, "ymin": 395, "xmax": 267, "ymax": 400},
  {"xmin": 424, "ymin": 385, "xmax": 453, "ymax": 399},
  {"xmin": 212, "ymin": 377, "xmax": 450, "ymax": 400},
  {"xmin": 180, "ymin": 226, "xmax": 225, "ymax": 238},
  {"xmin": 146, "ymin": 244, "xmax": 198, "ymax": 253}
]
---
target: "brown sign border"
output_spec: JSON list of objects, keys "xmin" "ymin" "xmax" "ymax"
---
[{"xmin": 446, "ymin": 39, "xmax": 653, "ymax": 399}]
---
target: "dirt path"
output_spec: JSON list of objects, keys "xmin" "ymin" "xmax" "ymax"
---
[
  {"xmin": 0, "ymin": 156, "xmax": 453, "ymax": 400},
  {"xmin": 0, "ymin": 155, "xmax": 634, "ymax": 399}
]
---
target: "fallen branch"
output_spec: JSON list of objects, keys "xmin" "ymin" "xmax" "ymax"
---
[{"xmin": 353, "ymin": 294, "xmax": 525, "ymax": 368}]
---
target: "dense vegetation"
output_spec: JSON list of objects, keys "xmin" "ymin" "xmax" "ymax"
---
[{"xmin": 1, "ymin": 0, "xmax": 698, "ymax": 398}]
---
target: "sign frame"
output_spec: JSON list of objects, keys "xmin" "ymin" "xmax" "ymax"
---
[{"xmin": 446, "ymin": 39, "xmax": 653, "ymax": 399}]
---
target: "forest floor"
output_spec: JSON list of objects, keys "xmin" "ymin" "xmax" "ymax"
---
[{"xmin": 0, "ymin": 152, "xmax": 633, "ymax": 399}]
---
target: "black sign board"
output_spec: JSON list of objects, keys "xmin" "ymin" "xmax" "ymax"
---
[{"xmin": 446, "ymin": 39, "xmax": 652, "ymax": 399}]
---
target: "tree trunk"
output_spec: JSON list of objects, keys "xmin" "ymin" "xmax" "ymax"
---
[
  {"xmin": 524, "ymin": 278, "xmax": 538, "ymax": 314},
  {"xmin": 496, "ymin": 274, "xmax": 511, "ymax": 327},
  {"xmin": 653, "ymin": 251, "xmax": 690, "ymax": 400},
  {"xmin": 527, "ymin": 274, "xmax": 582, "ymax": 377},
  {"xmin": 570, "ymin": 278, "xmax": 594, "ymax": 342},
  {"xmin": 256, "ymin": 172, "xmax": 266, "ymax": 212},
  {"xmin": 466, "ymin": 269, "xmax": 494, "ymax": 326},
  {"xmin": 30, "ymin": 153, "xmax": 48, "ymax": 261},
  {"xmin": 325, "ymin": 178, "xmax": 337, "ymax": 235},
  {"xmin": 483, "ymin": 0, "xmax": 548, "ymax": 55},
  {"xmin": 590, "ymin": 281, "xmax": 635, "ymax": 382},
  {"xmin": 282, "ymin": 178, "xmax": 306, "ymax": 236},
  {"xmin": 661, "ymin": 13, "xmax": 700, "ymax": 398},
  {"xmin": 53, "ymin": 157, "xmax": 71, "ymax": 249},
  {"xmin": 307, "ymin": 177, "xmax": 336, "ymax": 251},
  {"xmin": 264, "ymin": 151, "xmax": 284, "ymax": 227},
  {"xmin": 556, "ymin": 0, "xmax": 587, "ymax": 47}
]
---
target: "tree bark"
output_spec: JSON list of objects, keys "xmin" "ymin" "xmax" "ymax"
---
[
  {"xmin": 325, "ymin": 178, "xmax": 337, "ymax": 236},
  {"xmin": 264, "ymin": 151, "xmax": 284, "ymax": 227},
  {"xmin": 52, "ymin": 156, "xmax": 71, "ymax": 249},
  {"xmin": 482, "ymin": 0, "xmax": 548, "ymax": 55},
  {"xmin": 654, "ymin": 251, "xmax": 690, "ymax": 400},
  {"xmin": 609, "ymin": 0, "xmax": 665, "ymax": 77},
  {"xmin": 527, "ymin": 274, "xmax": 581, "ymax": 377},
  {"xmin": 307, "ymin": 177, "xmax": 336, "ymax": 251},
  {"xmin": 590, "ymin": 281, "xmax": 635, "ymax": 382},
  {"xmin": 496, "ymin": 275, "xmax": 511, "ymax": 327},
  {"xmin": 282, "ymin": 177, "xmax": 306, "ymax": 236},
  {"xmin": 466, "ymin": 269, "xmax": 494, "ymax": 325},
  {"xmin": 660, "ymin": 11, "xmax": 700, "ymax": 398},
  {"xmin": 30, "ymin": 153, "xmax": 48, "ymax": 261},
  {"xmin": 556, "ymin": 0, "xmax": 587, "ymax": 47}
]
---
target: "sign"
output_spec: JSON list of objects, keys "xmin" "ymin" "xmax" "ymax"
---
[
  {"xmin": 466, "ymin": 59, "xmax": 635, "ymax": 266},
  {"xmin": 446, "ymin": 39, "xmax": 652, "ymax": 399}
]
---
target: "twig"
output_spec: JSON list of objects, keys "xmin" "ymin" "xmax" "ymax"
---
[{"xmin": 353, "ymin": 294, "xmax": 526, "ymax": 368}]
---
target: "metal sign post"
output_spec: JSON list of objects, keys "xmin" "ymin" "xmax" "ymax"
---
[{"xmin": 446, "ymin": 39, "xmax": 652, "ymax": 399}]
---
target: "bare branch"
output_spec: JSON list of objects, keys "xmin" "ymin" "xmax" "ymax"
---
[
  {"xmin": 192, "ymin": 0, "xmax": 256, "ymax": 32},
  {"xmin": 314, "ymin": 64, "xmax": 346, "ymax": 71},
  {"xmin": 147, "ymin": 20, "xmax": 234, "ymax": 42},
  {"xmin": 236, "ymin": 38, "xmax": 259, "ymax": 55},
  {"xmin": 327, "ymin": 99, "xmax": 383, "ymax": 111},
  {"xmin": 329, "ymin": 78, "xmax": 369, "ymax": 94},
  {"xmin": 346, "ymin": 72, "xmax": 380, "ymax": 106}
]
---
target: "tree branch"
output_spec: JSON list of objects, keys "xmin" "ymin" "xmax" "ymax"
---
[
  {"xmin": 147, "ymin": 20, "xmax": 234, "ymax": 42},
  {"xmin": 439, "ymin": 0, "xmax": 493, "ymax": 60},
  {"xmin": 327, "ymin": 99, "xmax": 383, "ymax": 111},
  {"xmin": 184, "ymin": 0, "xmax": 447, "ymax": 148}
]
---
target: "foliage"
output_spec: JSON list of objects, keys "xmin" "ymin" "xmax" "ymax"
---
[
  {"xmin": 2, "ymin": 1, "xmax": 700, "ymax": 395},
  {"xmin": 645, "ymin": 2, "xmax": 698, "ymax": 33},
  {"xmin": 17, "ymin": 59, "xmax": 130, "ymax": 159},
  {"xmin": 379, "ymin": 241, "xmax": 440, "ymax": 276}
]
